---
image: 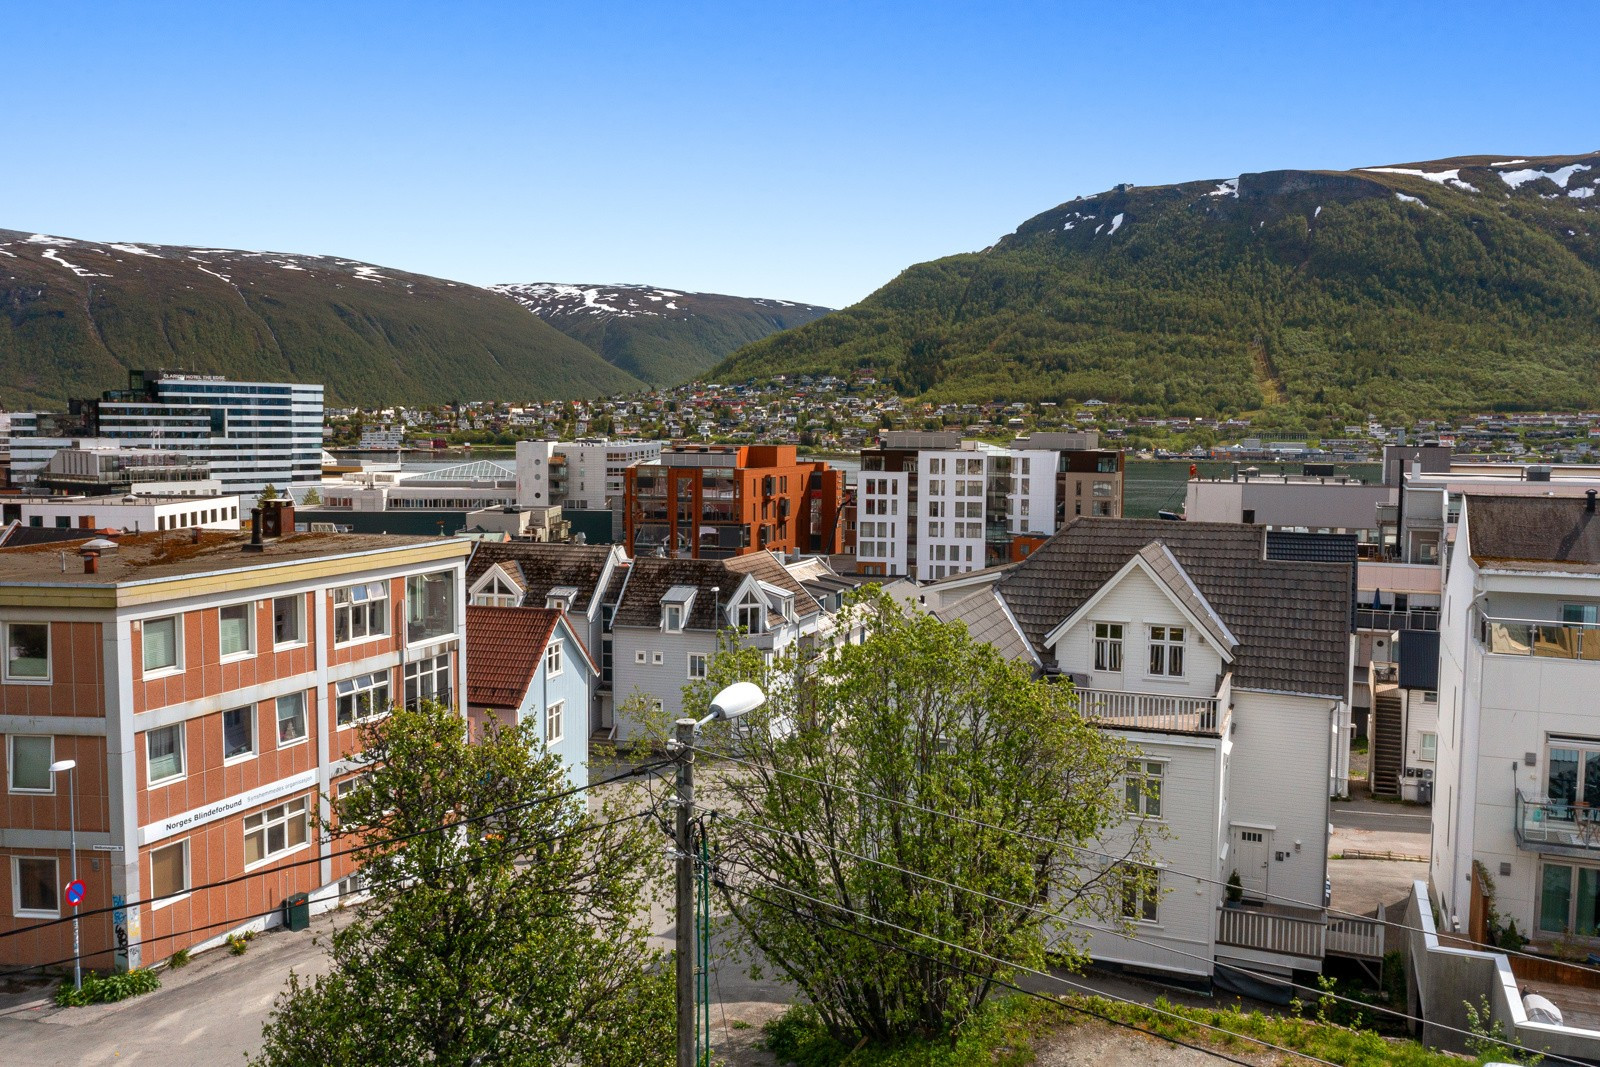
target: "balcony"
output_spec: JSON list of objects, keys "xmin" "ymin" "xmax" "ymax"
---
[
  {"xmin": 1216, "ymin": 905, "xmax": 1385, "ymax": 962},
  {"xmin": 1355, "ymin": 608, "xmax": 1439, "ymax": 632},
  {"xmin": 1515, "ymin": 789, "xmax": 1600, "ymax": 856},
  {"xmin": 1074, "ymin": 675, "xmax": 1230, "ymax": 737},
  {"xmin": 1482, "ymin": 616, "xmax": 1600, "ymax": 660}
]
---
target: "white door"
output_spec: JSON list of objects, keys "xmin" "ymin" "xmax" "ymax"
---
[{"xmin": 1231, "ymin": 827, "xmax": 1272, "ymax": 900}]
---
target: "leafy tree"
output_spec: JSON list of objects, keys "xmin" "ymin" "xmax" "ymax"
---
[
  {"xmin": 252, "ymin": 702, "xmax": 672, "ymax": 1067},
  {"xmin": 688, "ymin": 592, "xmax": 1153, "ymax": 1046}
]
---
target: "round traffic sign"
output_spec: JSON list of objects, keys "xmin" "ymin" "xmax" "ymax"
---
[{"xmin": 64, "ymin": 880, "xmax": 86, "ymax": 907}]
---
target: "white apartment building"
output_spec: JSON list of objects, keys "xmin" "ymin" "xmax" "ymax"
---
[
  {"xmin": 1432, "ymin": 493, "xmax": 1600, "ymax": 946},
  {"xmin": 356, "ymin": 425, "xmax": 406, "ymax": 450},
  {"xmin": 10, "ymin": 372, "xmax": 324, "ymax": 497},
  {"xmin": 0, "ymin": 494, "xmax": 243, "ymax": 535},
  {"xmin": 856, "ymin": 472, "xmax": 909, "ymax": 576},
  {"xmin": 551, "ymin": 439, "xmax": 662, "ymax": 512}
]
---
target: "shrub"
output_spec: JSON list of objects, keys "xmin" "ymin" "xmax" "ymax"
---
[
  {"xmin": 167, "ymin": 948, "xmax": 191, "ymax": 970},
  {"xmin": 762, "ymin": 999, "xmax": 1044, "ymax": 1066},
  {"xmin": 55, "ymin": 968, "xmax": 161, "ymax": 1007}
]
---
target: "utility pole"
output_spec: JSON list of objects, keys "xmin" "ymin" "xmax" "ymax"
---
[{"xmin": 673, "ymin": 716, "xmax": 697, "ymax": 1067}]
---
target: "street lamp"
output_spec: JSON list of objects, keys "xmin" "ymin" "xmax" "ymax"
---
[
  {"xmin": 49, "ymin": 759, "xmax": 80, "ymax": 992},
  {"xmin": 671, "ymin": 682, "xmax": 765, "ymax": 1067}
]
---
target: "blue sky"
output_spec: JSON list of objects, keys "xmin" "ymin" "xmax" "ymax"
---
[{"xmin": 6, "ymin": 2, "xmax": 1594, "ymax": 308}]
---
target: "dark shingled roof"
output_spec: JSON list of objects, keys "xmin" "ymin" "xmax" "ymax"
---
[
  {"xmin": 994, "ymin": 518, "xmax": 1353, "ymax": 698},
  {"xmin": 466, "ymin": 542, "xmax": 615, "ymax": 612},
  {"xmin": 725, "ymin": 551, "xmax": 823, "ymax": 619},
  {"xmin": 464, "ymin": 606, "xmax": 558, "ymax": 708},
  {"xmin": 1466, "ymin": 495, "xmax": 1600, "ymax": 569},
  {"xmin": 613, "ymin": 557, "xmax": 737, "ymax": 630}
]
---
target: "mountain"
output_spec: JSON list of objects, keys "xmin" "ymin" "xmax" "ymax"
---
[
  {"xmin": 0, "ymin": 230, "xmax": 646, "ymax": 410},
  {"xmin": 489, "ymin": 282, "xmax": 830, "ymax": 387},
  {"xmin": 713, "ymin": 153, "xmax": 1600, "ymax": 420}
]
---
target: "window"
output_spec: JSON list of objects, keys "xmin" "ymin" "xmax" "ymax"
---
[
  {"xmin": 652, "ymin": 650, "xmax": 664, "ymax": 665},
  {"xmin": 635, "ymin": 650, "xmax": 648, "ymax": 664},
  {"xmin": 244, "ymin": 797, "xmax": 310, "ymax": 867},
  {"xmin": 273, "ymin": 596, "xmax": 304, "ymax": 646},
  {"xmin": 546, "ymin": 700, "xmax": 564, "ymax": 744},
  {"xmin": 1538, "ymin": 861, "xmax": 1600, "ymax": 938},
  {"xmin": 541, "ymin": 639, "xmax": 565, "ymax": 680},
  {"xmin": 1420, "ymin": 732, "xmax": 1438, "ymax": 762},
  {"xmin": 12, "ymin": 856, "xmax": 57, "ymax": 917},
  {"xmin": 333, "ymin": 582, "xmax": 389, "ymax": 644},
  {"xmin": 1422, "ymin": 690, "xmax": 1438, "ymax": 703},
  {"xmin": 223, "ymin": 706, "xmax": 255, "ymax": 760},
  {"xmin": 1149, "ymin": 625, "xmax": 1185, "ymax": 677},
  {"xmin": 404, "ymin": 653, "xmax": 451, "ymax": 708},
  {"xmin": 406, "ymin": 571, "xmax": 456, "ymax": 644},
  {"xmin": 5, "ymin": 622, "xmax": 49, "ymax": 681},
  {"xmin": 1125, "ymin": 760, "xmax": 1164, "ymax": 818},
  {"xmin": 219, "ymin": 603, "xmax": 253, "ymax": 658},
  {"xmin": 147, "ymin": 724, "xmax": 185, "ymax": 784},
  {"xmin": 276, "ymin": 693, "xmax": 308, "ymax": 747},
  {"xmin": 1093, "ymin": 623, "xmax": 1123, "ymax": 672},
  {"xmin": 1119, "ymin": 865, "xmax": 1160, "ymax": 924},
  {"xmin": 336, "ymin": 671, "xmax": 391, "ymax": 726},
  {"xmin": 737, "ymin": 601, "xmax": 764, "ymax": 634},
  {"xmin": 149, "ymin": 840, "xmax": 189, "ymax": 904},
  {"xmin": 688, "ymin": 653, "xmax": 708, "ymax": 680},
  {"xmin": 664, "ymin": 604, "xmax": 684, "ymax": 632},
  {"xmin": 143, "ymin": 615, "xmax": 180, "ymax": 673},
  {"xmin": 474, "ymin": 575, "xmax": 519, "ymax": 608},
  {"xmin": 8, "ymin": 735, "xmax": 53, "ymax": 793}
]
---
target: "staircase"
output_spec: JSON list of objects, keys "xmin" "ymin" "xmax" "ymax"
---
[{"xmin": 1371, "ymin": 690, "xmax": 1404, "ymax": 797}]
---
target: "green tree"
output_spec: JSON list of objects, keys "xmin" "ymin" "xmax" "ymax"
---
[
  {"xmin": 299, "ymin": 487, "xmax": 322, "ymax": 506},
  {"xmin": 252, "ymin": 702, "xmax": 672, "ymax": 1067},
  {"xmin": 689, "ymin": 592, "xmax": 1153, "ymax": 1047},
  {"xmin": 256, "ymin": 484, "xmax": 279, "ymax": 507}
]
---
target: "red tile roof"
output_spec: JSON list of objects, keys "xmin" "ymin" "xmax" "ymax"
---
[{"xmin": 465, "ymin": 606, "xmax": 560, "ymax": 709}]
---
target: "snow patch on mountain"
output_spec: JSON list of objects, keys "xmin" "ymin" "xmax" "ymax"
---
[
  {"xmin": 1364, "ymin": 166, "xmax": 1477, "ymax": 193},
  {"xmin": 1499, "ymin": 163, "xmax": 1591, "ymax": 190}
]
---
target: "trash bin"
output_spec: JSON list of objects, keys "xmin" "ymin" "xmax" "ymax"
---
[
  {"xmin": 1418, "ymin": 779, "xmax": 1434, "ymax": 805},
  {"xmin": 283, "ymin": 892, "xmax": 310, "ymax": 932}
]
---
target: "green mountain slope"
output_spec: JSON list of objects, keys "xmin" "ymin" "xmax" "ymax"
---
[
  {"xmin": 489, "ymin": 283, "xmax": 830, "ymax": 387},
  {"xmin": 0, "ymin": 231, "xmax": 645, "ymax": 409},
  {"xmin": 713, "ymin": 153, "xmax": 1600, "ymax": 419}
]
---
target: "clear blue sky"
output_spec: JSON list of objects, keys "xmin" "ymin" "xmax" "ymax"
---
[{"xmin": 6, "ymin": 1, "xmax": 1593, "ymax": 309}]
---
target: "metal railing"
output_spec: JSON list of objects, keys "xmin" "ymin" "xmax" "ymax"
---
[
  {"xmin": 1481, "ymin": 615, "xmax": 1600, "ymax": 660},
  {"xmin": 1514, "ymin": 788, "xmax": 1600, "ymax": 852},
  {"xmin": 1355, "ymin": 608, "xmax": 1439, "ymax": 631},
  {"xmin": 1216, "ymin": 906, "xmax": 1325, "ymax": 959},
  {"xmin": 1073, "ymin": 681, "xmax": 1227, "ymax": 736}
]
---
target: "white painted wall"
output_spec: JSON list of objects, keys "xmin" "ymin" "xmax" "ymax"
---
[{"xmin": 1049, "ymin": 568, "xmax": 1226, "ymax": 699}]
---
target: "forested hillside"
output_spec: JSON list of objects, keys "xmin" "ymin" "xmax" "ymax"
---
[
  {"xmin": 713, "ymin": 153, "xmax": 1600, "ymax": 420},
  {"xmin": 0, "ymin": 231, "xmax": 645, "ymax": 409}
]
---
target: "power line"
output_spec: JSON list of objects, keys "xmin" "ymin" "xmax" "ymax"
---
[
  {"xmin": 716, "ymin": 809, "xmax": 1574, "ymax": 1067},
  {"xmin": 695, "ymin": 746, "xmax": 1600, "ymax": 982},
  {"xmin": 0, "ymin": 759, "xmax": 671, "ymax": 947},
  {"xmin": 3, "ymin": 808, "xmax": 654, "ymax": 978}
]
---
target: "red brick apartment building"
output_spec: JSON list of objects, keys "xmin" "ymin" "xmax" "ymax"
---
[
  {"xmin": 0, "ymin": 504, "xmax": 468, "ymax": 973},
  {"xmin": 623, "ymin": 444, "xmax": 850, "ymax": 560}
]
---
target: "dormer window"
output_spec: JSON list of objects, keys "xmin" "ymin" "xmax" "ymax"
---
[
  {"xmin": 660, "ymin": 585, "xmax": 696, "ymax": 633},
  {"xmin": 736, "ymin": 600, "xmax": 764, "ymax": 635},
  {"xmin": 474, "ymin": 575, "xmax": 519, "ymax": 608},
  {"xmin": 664, "ymin": 604, "xmax": 685, "ymax": 632},
  {"xmin": 546, "ymin": 586, "xmax": 579, "ymax": 612}
]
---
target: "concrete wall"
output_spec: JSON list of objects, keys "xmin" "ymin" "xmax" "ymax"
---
[{"xmin": 1185, "ymin": 479, "xmax": 1393, "ymax": 531}]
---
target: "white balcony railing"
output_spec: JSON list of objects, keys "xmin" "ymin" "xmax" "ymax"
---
[
  {"xmin": 1074, "ymin": 677, "xmax": 1228, "ymax": 736},
  {"xmin": 1217, "ymin": 906, "xmax": 1325, "ymax": 959}
]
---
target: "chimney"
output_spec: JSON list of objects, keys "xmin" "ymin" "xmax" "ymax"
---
[
  {"xmin": 81, "ymin": 550, "xmax": 99, "ymax": 575},
  {"xmin": 244, "ymin": 507, "xmax": 265, "ymax": 552},
  {"xmin": 1588, "ymin": 489, "xmax": 1596, "ymax": 515}
]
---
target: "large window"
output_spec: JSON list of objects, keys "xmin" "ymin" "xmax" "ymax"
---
[
  {"xmin": 223, "ymin": 706, "xmax": 256, "ymax": 761},
  {"xmin": 1420, "ymin": 732, "xmax": 1438, "ymax": 763},
  {"xmin": 276, "ymin": 693, "xmax": 308, "ymax": 747},
  {"xmin": 1093, "ymin": 623, "xmax": 1123, "ymax": 672},
  {"xmin": 406, "ymin": 571, "xmax": 456, "ymax": 645},
  {"xmin": 473, "ymin": 575, "xmax": 519, "ymax": 608},
  {"xmin": 1149, "ymin": 625, "xmax": 1185, "ymax": 677},
  {"xmin": 333, "ymin": 582, "xmax": 389, "ymax": 644},
  {"xmin": 244, "ymin": 797, "xmax": 310, "ymax": 867},
  {"xmin": 688, "ymin": 653, "xmax": 708, "ymax": 680},
  {"xmin": 1119, "ymin": 865, "xmax": 1160, "ymax": 924},
  {"xmin": 273, "ymin": 596, "xmax": 304, "ymax": 646},
  {"xmin": 219, "ymin": 603, "xmax": 253, "ymax": 658},
  {"xmin": 8, "ymin": 735, "xmax": 53, "ymax": 793},
  {"xmin": 1539, "ymin": 862, "xmax": 1600, "ymax": 937},
  {"xmin": 404, "ymin": 653, "xmax": 452, "ymax": 708},
  {"xmin": 736, "ymin": 601, "xmax": 764, "ymax": 634},
  {"xmin": 546, "ymin": 700, "xmax": 564, "ymax": 744},
  {"xmin": 12, "ymin": 856, "xmax": 58, "ymax": 917},
  {"xmin": 1548, "ymin": 743, "xmax": 1600, "ymax": 822},
  {"xmin": 143, "ymin": 616, "xmax": 180, "ymax": 673},
  {"xmin": 1125, "ymin": 760, "xmax": 1164, "ymax": 818},
  {"xmin": 147, "ymin": 724, "xmax": 185, "ymax": 784},
  {"xmin": 5, "ymin": 623, "xmax": 49, "ymax": 681},
  {"xmin": 150, "ymin": 840, "xmax": 189, "ymax": 904},
  {"xmin": 336, "ymin": 672, "xmax": 391, "ymax": 726}
]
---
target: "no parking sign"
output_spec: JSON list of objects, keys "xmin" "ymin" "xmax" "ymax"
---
[{"xmin": 64, "ymin": 880, "xmax": 86, "ymax": 907}]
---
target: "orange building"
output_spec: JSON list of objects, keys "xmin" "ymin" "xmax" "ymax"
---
[
  {"xmin": 623, "ymin": 444, "xmax": 850, "ymax": 560},
  {"xmin": 0, "ymin": 503, "xmax": 469, "ymax": 973}
]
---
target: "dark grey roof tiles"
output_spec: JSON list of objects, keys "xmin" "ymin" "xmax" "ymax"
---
[{"xmin": 466, "ymin": 542, "xmax": 615, "ymax": 612}]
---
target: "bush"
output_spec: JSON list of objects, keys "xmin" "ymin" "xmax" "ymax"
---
[
  {"xmin": 55, "ymin": 968, "xmax": 161, "ymax": 1007},
  {"xmin": 762, "ymin": 999, "xmax": 1044, "ymax": 1066},
  {"xmin": 167, "ymin": 948, "xmax": 191, "ymax": 970}
]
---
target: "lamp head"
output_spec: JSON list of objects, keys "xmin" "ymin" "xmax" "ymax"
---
[
  {"xmin": 707, "ymin": 681, "xmax": 766, "ymax": 723},
  {"xmin": 49, "ymin": 759, "xmax": 77, "ymax": 774}
]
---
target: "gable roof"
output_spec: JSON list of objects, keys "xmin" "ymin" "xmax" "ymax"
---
[
  {"xmin": 612, "ymin": 557, "xmax": 737, "ymax": 629},
  {"xmin": 937, "ymin": 588, "xmax": 1040, "ymax": 666},
  {"xmin": 466, "ymin": 542, "xmax": 615, "ymax": 612},
  {"xmin": 465, "ymin": 606, "xmax": 559, "ymax": 708},
  {"xmin": 1466, "ymin": 495, "xmax": 1600, "ymax": 570},
  {"xmin": 724, "ymin": 550, "xmax": 823, "ymax": 618},
  {"xmin": 994, "ymin": 518, "xmax": 1352, "ymax": 698},
  {"xmin": 1043, "ymin": 542, "xmax": 1238, "ymax": 656}
]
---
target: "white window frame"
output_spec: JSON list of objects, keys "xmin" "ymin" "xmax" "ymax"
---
[
  {"xmin": 142, "ymin": 614, "xmax": 183, "ymax": 676},
  {"xmin": 1119, "ymin": 864, "xmax": 1161, "ymax": 925},
  {"xmin": 11, "ymin": 855, "xmax": 59, "ymax": 918},
  {"xmin": 1125, "ymin": 759, "xmax": 1164, "ymax": 819},
  {"xmin": 736, "ymin": 601, "xmax": 764, "ymax": 634},
  {"xmin": 276, "ymin": 692, "xmax": 309, "ymax": 749},
  {"xmin": 272, "ymin": 595, "xmax": 306, "ymax": 649},
  {"xmin": 546, "ymin": 700, "xmax": 564, "ymax": 744},
  {"xmin": 336, "ymin": 671, "xmax": 391, "ymax": 727},
  {"xmin": 222, "ymin": 705, "xmax": 257, "ymax": 763},
  {"xmin": 333, "ymin": 581, "xmax": 390, "ymax": 646},
  {"xmin": 219, "ymin": 602, "xmax": 255, "ymax": 661},
  {"xmin": 1420, "ymin": 732, "xmax": 1438, "ymax": 763},
  {"xmin": 688, "ymin": 653, "xmax": 708, "ymax": 680},
  {"xmin": 146, "ymin": 722, "xmax": 186, "ymax": 786},
  {"xmin": 652, "ymin": 650, "xmax": 664, "ymax": 665},
  {"xmin": 1148, "ymin": 625, "xmax": 1185, "ymax": 678},
  {"xmin": 635, "ymin": 650, "xmax": 648, "ymax": 664},
  {"xmin": 4, "ymin": 621, "xmax": 51, "ymax": 683},
  {"xmin": 148, "ymin": 838, "xmax": 190, "ymax": 909},
  {"xmin": 7, "ymin": 734, "xmax": 55, "ymax": 794},
  {"xmin": 243, "ymin": 796, "xmax": 311, "ymax": 870},
  {"xmin": 664, "ymin": 604, "xmax": 685, "ymax": 633},
  {"xmin": 545, "ymin": 639, "xmax": 564, "ymax": 678},
  {"xmin": 1093, "ymin": 622, "xmax": 1123, "ymax": 673}
]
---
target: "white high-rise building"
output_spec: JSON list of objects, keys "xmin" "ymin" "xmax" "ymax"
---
[
  {"xmin": 554, "ymin": 439, "xmax": 662, "ymax": 511},
  {"xmin": 9, "ymin": 372, "xmax": 324, "ymax": 497}
]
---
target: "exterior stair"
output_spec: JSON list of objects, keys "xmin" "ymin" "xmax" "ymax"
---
[{"xmin": 1371, "ymin": 689, "xmax": 1404, "ymax": 797}]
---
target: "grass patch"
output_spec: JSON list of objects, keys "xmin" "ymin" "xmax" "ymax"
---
[
  {"xmin": 763, "ymin": 998, "xmax": 1049, "ymax": 1066},
  {"xmin": 55, "ymin": 968, "xmax": 161, "ymax": 1007}
]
